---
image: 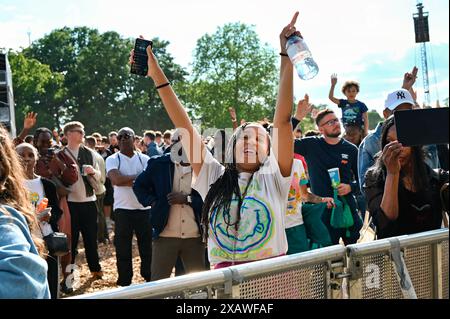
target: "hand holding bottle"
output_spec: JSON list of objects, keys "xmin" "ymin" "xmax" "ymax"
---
[
  {"xmin": 280, "ymin": 12, "xmax": 301, "ymax": 54},
  {"xmin": 284, "ymin": 13, "xmax": 319, "ymax": 80}
]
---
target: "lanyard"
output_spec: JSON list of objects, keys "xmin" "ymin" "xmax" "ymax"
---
[
  {"xmin": 237, "ymin": 173, "xmax": 254, "ymax": 214},
  {"xmin": 232, "ymin": 172, "xmax": 254, "ymax": 265}
]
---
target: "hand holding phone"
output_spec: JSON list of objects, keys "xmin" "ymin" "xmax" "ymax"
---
[
  {"xmin": 37, "ymin": 208, "xmax": 52, "ymax": 222},
  {"xmin": 130, "ymin": 38, "xmax": 153, "ymax": 76}
]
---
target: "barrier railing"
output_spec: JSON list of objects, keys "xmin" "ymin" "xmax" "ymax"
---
[
  {"xmin": 71, "ymin": 228, "xmax": 448, "ymax": 299},
  {"xmin": 346, "ymin": 228, "xmax": 449, "ymax": 299},
  {"xmin": 71, "ymin": 245, "xmax": 347, "ymax": 299}
]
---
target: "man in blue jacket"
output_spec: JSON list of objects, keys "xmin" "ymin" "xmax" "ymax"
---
[
  {"xmin": 133, "ymin": 130, "xmax": 206, "ymax": 280},
  {"xmin": 144, "ymin": 130, "xmax": 163, "ymax": 157}
]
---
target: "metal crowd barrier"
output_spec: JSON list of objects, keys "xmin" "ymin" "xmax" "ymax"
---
[
  {"xmin": 346, "ymin": 228, "xmax": 449, "ymax": 299},
  {"xmin": 71, "ymin": 245, "xmax": 347, "ymax": 299},
  {"xmin": 71, "ymin": 229, "xmax": 448, "ymax": 299}
]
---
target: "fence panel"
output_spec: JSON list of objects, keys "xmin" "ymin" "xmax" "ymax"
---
[
  {"xmin": 72, "ymin": 229, "xmax": 448, "ymax": 299},
  {"xmin": 347, "ymin": 229, "xmax": 448, "ymax": 299}
]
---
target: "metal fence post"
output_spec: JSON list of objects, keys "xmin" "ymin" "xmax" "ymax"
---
[{"xmin": 432, "ymin": 242, "xmax": 443, "ymax": 299}]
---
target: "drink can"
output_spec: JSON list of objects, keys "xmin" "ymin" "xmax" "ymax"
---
[{"xmin": 328, "ymin": 168, "xmax": 341, "ymax": 189}]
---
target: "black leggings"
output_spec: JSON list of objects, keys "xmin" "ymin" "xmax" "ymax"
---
[{"xmin": 47, "ymin": 254, "xmax": 59, "ymax": 299}]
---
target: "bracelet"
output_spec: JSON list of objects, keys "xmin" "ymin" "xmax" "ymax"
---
[
  {"xmin": 156, "ymin": 82, "xmax": 171, "ymax": 90},
  {"xmin": 279, "ymin": 52, "xmax": 288, "ymax": 57}
]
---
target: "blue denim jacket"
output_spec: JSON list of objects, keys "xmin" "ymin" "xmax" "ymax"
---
[
  {"xmin": 147, "ymin": 142, "xmax": 163, "ymax": 158},
  {"xmin": 0, "ymin": 205, "xmax": 50, "ymax": 299},
  {"xmin": 358, "ymin": 122, "xmax": 383, "ymax": 189},
  {"xmin": 358, "ymin": 122, "xmax": 441, "ymax": 189}
]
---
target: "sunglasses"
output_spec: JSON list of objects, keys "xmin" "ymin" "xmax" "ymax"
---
[
  {"xmin": 118, "ymin": 134, "xmax": 133, "ymax": 141},
  {"xmin": 70, "ymin": 129, "xmax": 85, "ymax": 135},
  {"xmin": 320, "ymin": 119, "xmax": 340, "ymax": 127}
]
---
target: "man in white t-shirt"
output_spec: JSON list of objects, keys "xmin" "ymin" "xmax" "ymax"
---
[{"xmin": 106, "ymin": 127, "xmax": 151, "ymax": 286}]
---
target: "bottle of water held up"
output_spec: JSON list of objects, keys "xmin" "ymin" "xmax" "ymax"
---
[{"xmin": 286, "ymin": 35, "xmax": 319, "ymax": 80}]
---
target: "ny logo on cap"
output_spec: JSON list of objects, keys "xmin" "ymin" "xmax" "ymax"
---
[{"xmin": 397, "ymin": 92, "xmax": 406, "ymax": 99}]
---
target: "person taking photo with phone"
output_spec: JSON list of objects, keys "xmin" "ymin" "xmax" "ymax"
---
[
  {"xmin": 364, "ymin": 116, "xmax": 449, "ymax": 238},
  {"xmin": 16, "ymin": 143, "xmax": 63, "ymax": 299}
]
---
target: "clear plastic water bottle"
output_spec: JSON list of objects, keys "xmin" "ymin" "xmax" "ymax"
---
[{"xmin": 286, "ymin": 35, "xmax": 319, "ymax": 80}]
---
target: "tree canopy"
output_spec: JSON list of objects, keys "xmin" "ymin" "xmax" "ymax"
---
[
  {"xmin": 13, "ymin": 27, "xmax": 187, "ymax": 134},
  {"xmin": 182, "ymin": 23, "xmax": 279, "ymax": 129}
]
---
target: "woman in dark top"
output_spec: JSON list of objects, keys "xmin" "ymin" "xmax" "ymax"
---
[{"xmin": 364, "ymin": 116, "xmax": 448, "ymax": 239}]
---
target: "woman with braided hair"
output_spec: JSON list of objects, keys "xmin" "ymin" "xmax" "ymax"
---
[
  {"xmin": 131, "ymin": 12, "xmax": 301, "ymax": 268},
  {"xmin": 0, "ymin": 125, "xmax": 50, "ymax": 298}
]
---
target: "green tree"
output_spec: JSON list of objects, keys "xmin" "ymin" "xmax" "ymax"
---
[
  {"xmin": 367, "ymin": 109, "xmax": 383, "ymax": 130},
  {"xmin": 8, "ymin": 52, "xmax": 67, "ymax": 131},
  {"xmin": 185, "ymin": 23, "xmax": 278, "ymax": 128}
]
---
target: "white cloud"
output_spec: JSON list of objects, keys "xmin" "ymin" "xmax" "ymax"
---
[{"xmin": 0, "ymin": 0, "xmax": 448, "ymax": 115}]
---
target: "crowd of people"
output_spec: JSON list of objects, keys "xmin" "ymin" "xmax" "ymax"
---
[{"xmin": 0, "ymin": 12, "xmax": 448, "ymax": 299}]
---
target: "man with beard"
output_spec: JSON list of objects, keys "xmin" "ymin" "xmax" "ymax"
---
[{"xmin": 294, "ymin": 108, "xmax": 362, "ymax": 245}]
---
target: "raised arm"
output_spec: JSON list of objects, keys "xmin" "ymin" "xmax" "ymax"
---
[
  {"xmin": 402, "ymin": 66, "xmax": 418, "ymax": 91},
  {"xmin": 228, "ymin": 107, "xmax": 239, "ymax": 132},
  {"xmin": 132, "ymin": 41, "xmax": 205, "ymax": 176},
  {"xmin": 273, "ymin": 12, "xmax": 299, "ymax": 177},
  {"xmin": 328, "ymin": 74, "xmax": 340, "ymax": 105},
  {"xmin": 14, "ymin": 112, "xmax": 37, "ymax": 145}
]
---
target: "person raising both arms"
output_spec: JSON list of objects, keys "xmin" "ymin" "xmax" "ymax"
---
[{"xmin": 329, "ymin": 74, "xmax": 369, "ymax": 139}]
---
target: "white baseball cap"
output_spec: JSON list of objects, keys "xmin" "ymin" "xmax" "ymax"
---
[{"xmin": 384, "ymin": 89, "xmax": 415, "ymax": 111}]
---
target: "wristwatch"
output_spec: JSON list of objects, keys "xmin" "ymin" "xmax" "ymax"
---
[{"xmin": 186, "ymin": 195, "xmax": 192, "ymax": 204}]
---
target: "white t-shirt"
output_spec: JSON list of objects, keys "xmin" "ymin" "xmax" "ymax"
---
[
  {"xmin": 106, "ymin": 152, "xmax": 151, "ymax": 211},
  {"xmin": 285, "ymin": 159, "xmax": 309, "ymax": 229},
  {"xmin": 23, "ymin": 177, "xmax": 53, "ymax": 237},
  {"xmin": 64, "ymin": 147, "xmax": 98, "ymax": 203},
  {"xmin": 193, "ymin": 150, "xmax": 292, "ymax": 265}
]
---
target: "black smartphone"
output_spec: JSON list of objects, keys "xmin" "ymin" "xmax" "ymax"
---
[
  {"xmin": 47, "ymin": 148, "xmax": 56, "ymax": 156},
  {"xmin": 394, "ymin": 108, "xmax": 449, "ymax": 147},
  {"xmin": 130, "ymin": 38, "xmax": 153, "ymax": 76}
]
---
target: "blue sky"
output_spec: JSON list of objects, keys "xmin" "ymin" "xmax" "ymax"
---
[{"xmin": 0, "ymin": 0, "xmax": 448, "ymax": 115}]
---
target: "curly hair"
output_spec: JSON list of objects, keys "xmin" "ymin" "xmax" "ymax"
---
[
  {"xmin": 342, "ymin": 80, "xmax": 360, "ymax": 94},
  {"xmin": 0, "ymin": 126, "xmax": 45, "ymax": 257}
]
